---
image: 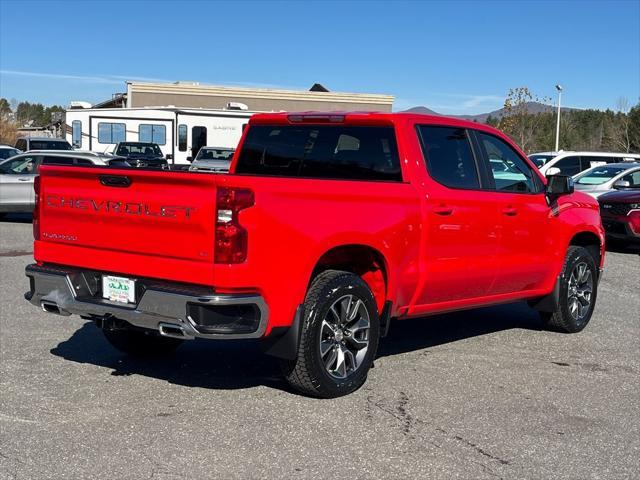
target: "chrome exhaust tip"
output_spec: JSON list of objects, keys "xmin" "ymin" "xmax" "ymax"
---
[
  {"xmin": 158, "ymin": 323, "xmax": 189, "ymax": 339},
  {"xmin": 41, "ymin": 301, "xmax": 71, "ymax": 316}
]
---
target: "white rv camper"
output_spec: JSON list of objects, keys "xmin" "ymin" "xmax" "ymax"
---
[{"xmin": 65, "ymin": 107, "xmax": 254, "ymax": 165}]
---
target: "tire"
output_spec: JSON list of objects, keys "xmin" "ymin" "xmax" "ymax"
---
[
  {"xmin": 541, "ymin": 246, "xmax": 599, "ymax": 333},
  {"xmin": 102, "ymin": 327, "xmax": 184, "ymax": 357},
  {"xmin": 281, "ymin": 270, "xmax": 380, "ymax": 398}
]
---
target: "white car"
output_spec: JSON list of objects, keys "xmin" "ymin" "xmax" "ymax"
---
[
  {"xmin": 0, "ymin": 145, "xmax": 21, "ymax": 161},
  {"xmin": 573, "ymin": 163, "xmax": 640, "ymax": 198},
  {"xmin": 189, "ymin": 146, "xmax": 235, "ymax": 173},
  {"xmin": 534, "ymin": 151, "xmax": 640, "ymax": 177},
  {"xmin": 0, "ymin": 151, "xmax": 128, "ymax": 214}
]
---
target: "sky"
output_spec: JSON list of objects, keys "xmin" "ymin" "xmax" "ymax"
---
[{"xmin": 0, "ymin": 0, "xmax": 638, "ymax": 115}]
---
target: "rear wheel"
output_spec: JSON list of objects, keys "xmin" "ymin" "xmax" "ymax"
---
[
  {"xmin": 102, "ymin": 327, "xmax": 184, "ymax": 357},
  {"xmin": 281, "ymin": 270, "xmax": 380, "ymax": 398},
  {"xmin": 541, "ymin": 246, "xmax": 598, "ymax": 333}
]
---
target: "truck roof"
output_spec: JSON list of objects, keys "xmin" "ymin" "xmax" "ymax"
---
[{"xmin": 249, "ymin": 111, "xmax": 512, "ymax": 140}]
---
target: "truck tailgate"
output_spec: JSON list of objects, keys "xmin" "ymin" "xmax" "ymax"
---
[{"xmin": 35, "ymin": 166, "xmax": 218, "ymax": 285}]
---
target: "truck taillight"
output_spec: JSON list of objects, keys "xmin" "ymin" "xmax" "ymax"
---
[
  {"xmin": 215, "ymin": 187, "xmax": 254, "ymax": 263},
  {"xmin": 33, "ymin": 176, "xmax": 40, "ymax": 241}
]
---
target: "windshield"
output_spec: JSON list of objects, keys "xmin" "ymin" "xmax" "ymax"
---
[
  {"xmin": 0, "ymin": 148, "xmax": 20, "ymax": 159},
  {"xmin": 196, "ymin": 148, "xmax": 235, "ymax": 161},
  {"xmin": 116, "ymin": 143, "xmax": 162, "ymax": 156},
  {"xmin": 30, "ymin": 140, "xmax": 72, "ymax": 150},
  {"xmin": 576, "ymin": 166, "xmax": 629, "ymax": 185},
  {"xmin": 528, "ymin": 154, "xmax": 556, "ymax": 168}
]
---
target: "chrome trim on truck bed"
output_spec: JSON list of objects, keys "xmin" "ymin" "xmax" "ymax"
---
[{"xmin": 24, "ymin": 264, "xmax": 269, "ymax": 340}]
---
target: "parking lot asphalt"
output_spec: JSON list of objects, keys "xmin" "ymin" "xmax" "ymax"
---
[{"xmin": 1, "ymin": 214, "xmax": 638, "ymax": 480}]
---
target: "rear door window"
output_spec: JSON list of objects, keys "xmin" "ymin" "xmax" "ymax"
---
[
  {"xmin": 416, "ymin": 126, "xmax": 479, "ymax": 189},
  {"xmin": 581, "ymin": 156, "xmax": 610, "ymax": 170},
  {"xmin": 552, "ymin": 156, "xmax": 581, "ymax": 176},
  {"xmin": 236, "ymin": 125, "xmax": 402, "ymax": 181},
  {"xmin": 42, "ymin": 156, "xmax": 74, "ymax": 165}
]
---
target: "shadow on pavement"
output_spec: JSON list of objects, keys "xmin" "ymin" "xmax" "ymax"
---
[
  {"xmin": 0, "ymin": 213, "xmax": 33, "ymax": 223},
  {"xmin": 605, "ymin": 241, "xmax": 640, "ymax": 255},
  {"xmin": 51, "ymin": 301, "xmax": 543, "ymax": 394}
]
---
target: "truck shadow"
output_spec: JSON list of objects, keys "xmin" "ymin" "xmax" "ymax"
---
[
  {"xmin": 50, "ymin": 301, "xmax": 543, "ymax": 394},
  {"xmin": 0, "ymin": 213, "xmax": 33, "ymax": 223}
]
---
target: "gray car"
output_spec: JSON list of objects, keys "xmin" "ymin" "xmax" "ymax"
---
[
  {"xmin": 14, "ymin": 137, "xmax": 72, "ymax": 151},
  {"xmin": 189, "ymin": 147, "xmax": 235, "ymax": 173},
  {"xmin": 573, "ymin": 163, "xmax": 640, "ymax": 198},
  {"xmin": 0, "ymin": 151, "xmax": 128, "ymax": 214}
]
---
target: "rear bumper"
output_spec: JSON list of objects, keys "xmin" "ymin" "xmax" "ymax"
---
[{"xmin": 24, "ymin": 264, "xmax": 269, "ymax": 340}]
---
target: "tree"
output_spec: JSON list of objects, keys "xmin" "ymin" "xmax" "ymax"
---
[
  {"xmin": 607, "ymin": 97, "xmax": 632, "ymax": 153},
  {"xmin": 0, "ymin": 98, "xmax": 11, "ymax": 118},
  {"xmin": 498, "ymin": 87, "xmax": 551, "ymax": 153},
  {"xmin": 628, "ymin": 103, "xmax": 640, "ymax": 153}
]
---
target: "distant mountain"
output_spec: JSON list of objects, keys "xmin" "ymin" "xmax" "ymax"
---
[
  {"xmin": 402, "ymin": 106, "xmax": 441, "ymax": 116},
  {"xmin": 402, "ymin": 102, "xmax": 573, "ymax": 123}
]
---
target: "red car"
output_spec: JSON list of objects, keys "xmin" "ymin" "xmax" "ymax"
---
[
  {"xmin": 25, "ymin": 112, "xmax": 605, "ymax": 398},
  {"xmin": 599, "ymin": 189, "xmax": 640, "ymax": 245}
]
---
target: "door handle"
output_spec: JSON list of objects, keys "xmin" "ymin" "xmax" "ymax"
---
[
  {"xmin": 18, "ymin": 178, "xmax": 31, "ymax": 182},
  {"xmin": 433, "ymin": 205, "xmax": 453, "ymax": 216},
  {"xmin": 502, "ymin": 207, "xmax": 518, "ymax": 216}
]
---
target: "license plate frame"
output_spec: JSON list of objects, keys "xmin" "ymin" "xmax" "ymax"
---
[{"xmin": 102, "ymin": 275, "xmax": 136, "ymax": 304}]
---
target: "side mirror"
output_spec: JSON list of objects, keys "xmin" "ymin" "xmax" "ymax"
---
[
  {"xmin": 166, "ymin": 154, "xmax": 173, "ymax": 161},
  {"xmin": 545, "ymin": 166, "xmax": 561, "ymax": 176},
  {"xmin": 546, "ymin": 174, "xmax": 574, "ymax": 196},
  {"xmin": 613, "ymin": 179, "xmax": 631, "ymax": 189},
  {"xmin": 186, "ymin": 156, "xmax": 193, "ymax": 162}
]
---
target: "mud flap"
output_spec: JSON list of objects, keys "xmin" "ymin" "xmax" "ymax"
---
[{"xmin": 260, "ymin": 305, "xmax": 304, "ymax": 360}]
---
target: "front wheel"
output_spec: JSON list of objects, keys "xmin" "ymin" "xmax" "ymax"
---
[
  {"xmin": 541, "ymin": 246, "xmax": 599, "ymax": 333},
  {"xmin": 281, "ymin": 270, "xmax": 380, "ymax": 398}
]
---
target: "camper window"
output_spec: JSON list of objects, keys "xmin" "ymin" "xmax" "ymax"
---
[
  {"xmin": 139, "ymin": 124, "xmax": 166, "ymax": 145},
  {"xmin": 178, "ymin": 124, "xmax": 187, "ymax": 151},
  {"xmin": 98, "ymin": 123, "xmax": 126, "ymax": 144}
]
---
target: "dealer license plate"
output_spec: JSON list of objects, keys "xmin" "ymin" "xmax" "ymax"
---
[{"xmin": 102, "ymin": 275, "xmax": 136, "ymax": 304}]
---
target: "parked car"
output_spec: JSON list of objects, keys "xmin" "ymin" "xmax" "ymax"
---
[
  {"xmin": 535, "ymin": 151, "xmax": 640, "ymax": 177},
  {"xmin": 0, "ymin": 145, "xmax": 21, "ymax": 160},
  {"xmin": 573, "ymin": 163, "xmax": 640, "ymax": 198},
  {"xmin": 599, "ymin": 190, "xmax": 640, "ymax": 245},
  {"xmin": 111, "ymin": 142, "xmax": 169, "ymax": 169},
  {"xmin": 528, "ymin": 151, "xmax": 559, "ymax": 168},
  {"xmin": 0, "ymin": 151, "xmax": 128, "ymax": 214},
  {"xmin": 15, "ymin": 137, "xmax": 72, "ymax": 152},
  {"xmin": 189, "ymin": 147, "xmax": 235, "ymax": 172},
  {"xmin": 26, "ymin": 112, "xmax": 605, "ymax": 398}
]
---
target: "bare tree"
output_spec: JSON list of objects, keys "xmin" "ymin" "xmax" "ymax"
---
[
  {"xmin": 498, "ymin": 87, "xmax": 551, "ymax": 152},
  {"xmin": 608, "ymin": 97, "xmax": 632, "ymax": 152}
]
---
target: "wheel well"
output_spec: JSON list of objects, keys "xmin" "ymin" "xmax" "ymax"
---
[
  {"xmin": 310, "ymin": 245, "xmax": 387, "ymax": 313},
  {"xmin": 570, "ymin": 232, "xmax": 601, "ymax": 266}
]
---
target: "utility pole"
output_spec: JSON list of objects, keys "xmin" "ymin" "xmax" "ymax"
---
[{"xmin": 555, "ymin": 84, "xmax": 563, "ymax": 152}]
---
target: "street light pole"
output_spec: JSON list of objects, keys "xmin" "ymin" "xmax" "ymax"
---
[{"xmin": 555, "ymin": 84, "xmax": 563, "ymax": 152}]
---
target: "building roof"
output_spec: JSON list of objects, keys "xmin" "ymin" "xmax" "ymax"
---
[{"xmin": 126, "ymin": 81, "xmax": 394, "ymax": 108}]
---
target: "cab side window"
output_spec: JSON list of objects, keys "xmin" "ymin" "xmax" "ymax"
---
[
  {"xmin": 621, "ymin": 170, "xmax": 640, "ymax": 187},
  {"xmin": 553, "ymin": 156, "xmax": 581, "ymax": 176},
  {"xmin": 417, "ymin": 126, "xmax": 480, "ymax": 189},
  {"xmin": 1, "ymin": 156, "xmax": 36, "ymax": 174},
  {"xmin": 477, "ymin": 132, "xmax": 539, "ymax": 193}
]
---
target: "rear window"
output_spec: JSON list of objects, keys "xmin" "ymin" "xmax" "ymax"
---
[
  {"xmin": 29, "ymin": 140, "xmax": 72, "ymax": 150},
  {"xmin": 235, "ymin": 125, "xmax": 402, "ymax": 181}
]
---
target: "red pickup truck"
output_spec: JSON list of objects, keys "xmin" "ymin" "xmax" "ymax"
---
[{"xmin": 25, "ymin": 112, "xmax": 605, "ymax": 398}]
